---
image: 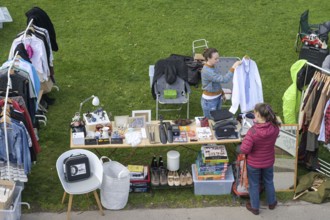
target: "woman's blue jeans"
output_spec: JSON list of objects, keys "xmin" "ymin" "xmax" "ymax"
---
[
  {"xmin": 247, "ymin": 164, "xmax": 276, "ymax": 209},
  {"xmin": 201, "ymin": 96, "xmax": 222, "ymax": 119}
]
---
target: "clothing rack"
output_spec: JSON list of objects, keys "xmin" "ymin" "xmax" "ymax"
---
[
  {"xmin": 304, "ymin": 61, "xmax": 330, "ymax": 177},
  {"xmin": 2, "ymin": 19, "xmax": 34, "ymax": 181}
]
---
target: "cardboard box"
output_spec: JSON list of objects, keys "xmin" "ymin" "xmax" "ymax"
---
[
  {"xmin": 0, "ymin": 180, "xmax": 15, "ymax": 210},
  {"xmin": 72, "ymin": 132, "xmax": 85, "ymax": 145},
  {"xmin": 83, "ymin": 111, "xmax": 110, "ymax": 131}
]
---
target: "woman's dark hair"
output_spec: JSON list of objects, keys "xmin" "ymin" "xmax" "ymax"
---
[
  {"xmin": 203, "ymin": 48, "xmax": 218, "ymax": 61},
  {"xmin": 254, "ymin": 103, "xmax": 281, "ymax": 127}
]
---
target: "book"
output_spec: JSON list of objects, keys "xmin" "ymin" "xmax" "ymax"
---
[
  {"xmin": 196, "ymin": 153, "xmax": 228, "ymax": 175},
  {"xmin": 202, "ymin": 156, "xmax": 229, "ymax": 164},
  {"xmin": 194, "ymin": 165, "xmax": 227, "ymax": 180},
  {"xmin": 173, "ymin": 131, "xmax": 188, "ymax": 143},
  {"xmin": 196, "ymin": 127, "xmax": 213, "ymax": 140},
  {"xmin": 202, "ymin": 144, "xmax": 228, "ymax": 160},
  {"xmin": 127, "ymin": 165, "xmax": 144, "ymax": 173}
]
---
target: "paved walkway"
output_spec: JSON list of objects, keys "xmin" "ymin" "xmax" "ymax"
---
[{"xmin": 22, "ymin": 201, "xmax": 329, "ymax": 220}]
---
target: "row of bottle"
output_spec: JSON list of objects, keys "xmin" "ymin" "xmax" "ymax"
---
[{"xmin": 151, "ymin": 155, "xmax": 164, "ymax": 168}]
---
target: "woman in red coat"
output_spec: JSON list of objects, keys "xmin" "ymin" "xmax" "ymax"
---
[{"xmin": 240, "ymin": 103, "xmax": 281, "ymax": 215}]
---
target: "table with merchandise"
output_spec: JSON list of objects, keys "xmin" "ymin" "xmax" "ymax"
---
[
  {"xmin": 70, "ymin": 112, "xmax": 241, "ymax": 194},
  {"xmin": 70, "ymin": 120, "xmax": 242, "ymax": 149}
]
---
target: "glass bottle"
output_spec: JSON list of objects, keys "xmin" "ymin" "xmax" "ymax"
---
[
  {"xmin": 158, "ymin": 155, "xmax": 164, "ymax": 167},
  {"xmin": 151, "ymin": 155, "xmax": 157, "ymax": 168},
  {"xmin": 153, "ymin": 156, "xmax": 158, "ymax": 168}
]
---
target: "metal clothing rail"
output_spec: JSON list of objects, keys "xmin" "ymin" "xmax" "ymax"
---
[
  {"xmin": 305, "ymin": 61, "xmax": 330, "ymax": 177},
  {"xmin": 306, "ymin": 61, "xmax": 330, "ymax": 74},
  {"xmin": 22, "ymin": 18, "xmax": 34, "ymax": 42}
]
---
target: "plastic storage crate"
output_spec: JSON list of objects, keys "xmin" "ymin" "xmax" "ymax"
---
[
  {"xmin": 192, "ymin": 164, "xmax": 234, "ymax": 195},
  {"xmin": 0, "ymin": 186, "xmax": 23, "ymax": 220}
]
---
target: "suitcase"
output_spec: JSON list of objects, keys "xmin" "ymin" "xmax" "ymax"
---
[
  {"xmin": 299, "ymin": 45, "xmax": 329, "ymax": 67},
  {"xmin": 63, "ymin": 154, "xmax": 91, "ymax": 182}
]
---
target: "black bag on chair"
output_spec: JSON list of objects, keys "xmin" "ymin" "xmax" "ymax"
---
[
  {"xmin": 186, "ymin": 60, "xmax": 203, "ymax": 86},
  {"xmin": 63, "ymin": 154, "xmax": 91, "ymax": 182}
]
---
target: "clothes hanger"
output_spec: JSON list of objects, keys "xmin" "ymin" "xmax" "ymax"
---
[
  {"xmin": 326, "ymin": 76, "xmax": 330, "ymax": 96},
  {"xmin": 0, "ymin": 107, "xmax": 11, "ymax": 124},
  {"xmin": 317, "ymin": 74, "xmax": 325, "ymax": 90},
  {"xmin": 243, "ymin": 55, "xmax": 250, "ymax": 60},
  {"xmin": 321, "ymin": 77, "xmax": 330, "ymax": 94}
]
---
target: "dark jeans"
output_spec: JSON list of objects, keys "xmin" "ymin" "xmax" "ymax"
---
[{"xmin": 247, "ymin": 164, "xmax": 276, "ymax": 209}]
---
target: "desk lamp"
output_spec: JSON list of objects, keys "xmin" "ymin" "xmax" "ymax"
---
[{"xmin": 78, "ymin": 95, "xmax": 100, "ymax": 119}]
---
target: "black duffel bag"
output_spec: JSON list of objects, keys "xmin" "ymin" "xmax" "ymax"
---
[{"xmin": 186, "ymin": 60, "xmax": 203, "ymax": 86}]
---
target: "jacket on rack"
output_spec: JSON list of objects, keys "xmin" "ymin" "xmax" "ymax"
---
[
  {"xmin": 13, "ymin": 43, "xmax": 31, "ymax": 63},
  {"xmin": 0, "ymin": 69, "xmax": 36, "ymax": 121},
  {"xmin": 0, "ymin": 99, "xmax": 41, "ymax": 154},
  {"xmin": 229, "ymin": 57, "xmax": 263, "ymax": 114},
  {"xmin": 151, "ymin": 55, "xmax": 189, "ymax": 99},
  {"xmin": 0, "ymin": 121, "xmax": 31, "ymax": 174},
  {"xmin": 282, "ymin": 59, "xmax": 307, "ymax": 124},
  {"xmin": 318, "ymin": 100, "xmax": 330, "ymax": 143},
  {"xmin": 1, "ymin": 58, "xmax": 41, "ymax": 100},
  {"xmin": 25, "ymin": 6, "xmax": 58, "ymax": 52},
  {"xmin": 9, "ymin": 34, "xmax": 49, "ymax": 81}
]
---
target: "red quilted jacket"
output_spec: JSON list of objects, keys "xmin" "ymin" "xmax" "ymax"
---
[{"xmin": 240, "ymin": 122, "xmax": 280, "ymax": 168}]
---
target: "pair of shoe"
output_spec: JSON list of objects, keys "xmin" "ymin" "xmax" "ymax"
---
[
  {"xmin": 246, "ymin": 201, "xmax": 277, "ymax": 215},
  {"xmin": 168, "ymin": 171, "xmax": 180, "ymax": 186},
  {"xmin": 151, "ymin": 167, "xmax": 167, "ymax": 186},
  {"xmin": 180, "ymin": 170, "xmax": 193, "ymax": 186},
  {"xmin": 167, "ymin": 170, "xmax": 193, "ymax": 186}
]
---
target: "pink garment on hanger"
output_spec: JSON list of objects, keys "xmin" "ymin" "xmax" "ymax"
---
[{"xmin": 25, "ymin": 44, "xmax": 34, "ymax": 58}]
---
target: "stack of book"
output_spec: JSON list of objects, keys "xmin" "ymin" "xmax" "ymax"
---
[
  {"xmin": 127, "ymin": 165, "xmax": 150, "ymax": 193},
  {"xmin": 195, "ymin": 144, "xmax": 229, "ymax": 180}
]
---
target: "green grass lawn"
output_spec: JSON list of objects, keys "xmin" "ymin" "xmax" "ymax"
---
[{"xmin": 0, "ymin": 0, "xmax": 329, "ymax": 212}]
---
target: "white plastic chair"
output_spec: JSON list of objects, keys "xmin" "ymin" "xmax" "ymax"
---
[{"xmin": 56, "ymin": 149, "xmax": 104, "ymax": 220}]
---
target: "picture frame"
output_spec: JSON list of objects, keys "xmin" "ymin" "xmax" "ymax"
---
[
  {"xmin": 274, "ymin": 124, "xmax": 299, "ymax": 192},
  {"xmin": 128, "ymin": 116, "xmax": 146, "ymax": 128},
  {"xmin": 114, "ymin": 115, "xmax": 129, "ymax": 128},
  {"xmin": 132, "ymin": 110, "xmax": 152, "ymax": 123}
]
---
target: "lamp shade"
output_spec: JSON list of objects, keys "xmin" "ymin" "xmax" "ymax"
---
[{"xmin": 92, "ymin": 96, "xmax": 100, "ymax": 106}]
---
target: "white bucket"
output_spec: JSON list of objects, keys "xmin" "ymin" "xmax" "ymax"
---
[{"xmin": 167, "ymin": 150, "xmax": 180, "ymax": 171}]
